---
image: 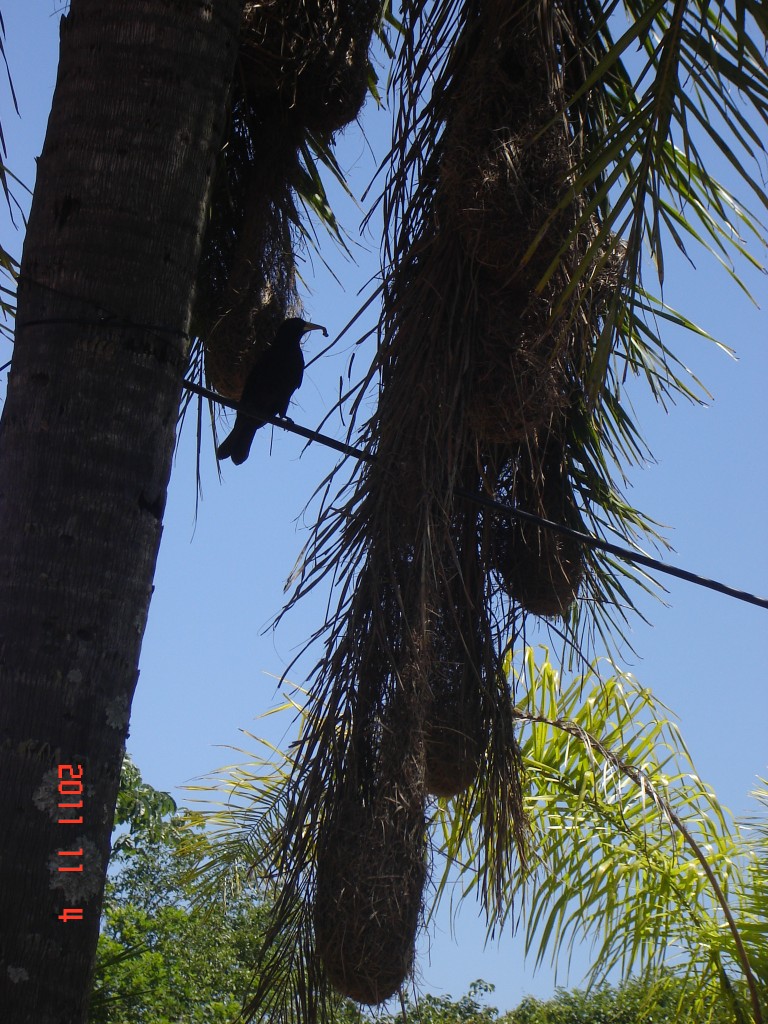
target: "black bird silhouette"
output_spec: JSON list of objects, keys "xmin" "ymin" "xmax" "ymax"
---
[{"xmin": 216, "ymin": 317, "xmax": 328, "ymax": 465}]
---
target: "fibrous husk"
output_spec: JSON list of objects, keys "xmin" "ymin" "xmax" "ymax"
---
[
  {"xmin": 314, "ymin": 788, "xmax": 426, "ymax": 1003},
  {"xmin": 424, "ymin": 664, "xmax": 485, "ymax": 799},
  {"xmin": 240, "ymin": 0, "xmax": 378, "ymax": 135},
  {"xmin": 194, "ymin": 101, "xmax": 301, "ymax": 398},
  {"xmin": 439, "ymin": 30, "xmax": 575, "ymax": 292},
  {"xmin": 314, "ymin": 676, "xmax": 427, "ymax": 1004},
  {"xmin": 195, "ymin": 0, "xmax": 380, "ymax": 397},
  {"xmin": 421, "ymin": 567, "xmax": 489, "ymax": 799},
  {"xmin": 490, "ymin": 437, "xmax": 584, "ymax": 617},
  {"xmin": 435, "ymin": 5, "xmax": 596, "ymax": 450},
  {"xmin": 466, "ymin": 285, "xmax": 573, "ymax": 444}
]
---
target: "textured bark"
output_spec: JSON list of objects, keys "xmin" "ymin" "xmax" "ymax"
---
[{"xmin": 0, "ymin": 1, "xmax": 242, "ymax": 1019}]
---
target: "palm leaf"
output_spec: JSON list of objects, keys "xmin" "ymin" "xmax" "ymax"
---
[
  {"xmin": 436, "ymin": 647, "xmax": 763, "ymax": 1024},
  {"xmin": 178, "ymin": 690, "xmax": 350, "ymax": 1023},
  {"xmin": 180, "ymin": 650, "xmax": 767, "ymax": 1023}
]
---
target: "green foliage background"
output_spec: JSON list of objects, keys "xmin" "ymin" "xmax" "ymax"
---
[{"xmin": 91, "ymin": 757, "xmax": 266, "ymax": 1024}]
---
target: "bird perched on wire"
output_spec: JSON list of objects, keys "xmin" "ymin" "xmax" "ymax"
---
[{"xmin": 216, "ymin": 317, "xmax": 328, "ymax": 465}]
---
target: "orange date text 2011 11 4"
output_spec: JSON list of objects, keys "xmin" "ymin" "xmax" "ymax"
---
[
  {"xmin": 56, "ymin": 763, "xmax": 86, "ymax": 922},
  {"xmin": 57, "ymin": 763, "xmax": 84, "ymax": 824}
]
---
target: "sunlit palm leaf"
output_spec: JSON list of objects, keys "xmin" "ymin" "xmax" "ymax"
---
[
  {"xmin": 575, "ymin": 0, "xmax": 767, "ymax": 397},
  {"xmin": 179, "ymin": 691, "xmax": 344, "ymax": 1023},
  {"xmin": 181, "ymin": 651, "xmax": 765, "ymax": 1024},
  {"xmin": 435, "ymin": 647, "xmax": 763, "ymax": 1024}
]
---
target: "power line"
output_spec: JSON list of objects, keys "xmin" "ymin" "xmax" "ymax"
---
[
  {"xmin": 181, "ymin": 377, "xmax": 768, "ymax": 612},
  {"xmin": 461, "ymin": 489, "xmax": 768, "ymax": 611},
  {"xmin": 181, "ymin": 378, "xmax": 375, "ymax": 464},
  {"xmin": 5, "ymin": 282, "xmax": 764, "ymax": 610}
]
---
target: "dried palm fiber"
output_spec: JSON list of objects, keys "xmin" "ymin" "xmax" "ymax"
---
[
  {"xmin": 422, "ymin": 613, "xmax": 487, "ymax": 799},
  {"xmin": 235, "ymin": 546, "xmax": 431, "ymax": 1014},
  {"xmin": 195, "ymin": 100, "xmax": 302, "ymax": 398},
  {"xmin": 240, "ymin": 0, "xmax": 379, "ymax": 134},
  {"xmin": 489, "ymin": 431, "xmax": 584, "ymax": 617},
  {"xmin": 434, "ymin": 0, "xmax": 606, "ymax": 447},
  {"xmin": 420, "ymin": 515, "xmax": 491, "ymax": 799},
  {"xmin": 194, "ymin": 1, "xmax": 380, "ymax": 398},
  {"xmin": 275, "ymin": 214, "xmax": 528, "ymax": 955},
  {"xmin": 235, "ymin": 566, "xmax": 424, "ymax": 1021},
  {"xmin": 314, "ymin": 637, "xmax": 427, "ymax": 1004},
  {"xmin": 260, "ymin": 10, "xmax": 634, "ymax": 1004},
  {"xmin": 466, "ymin": 281, "xmax": 572, "ymax": 443},
  {"xmin": 259, "ymin": 275, "xmax": 525, "ymax": 1000},
  {"xmin": 259, "ymin": 4, "xmax": 621, "ymax": 1008},
  {"xmin": 438, "ymin": 10, "xmax": 574, "ymax": 292},
  {"xmin": 193, "ymin": 84, "xmax": 304, "ymax": 398},
  {"xmin": 270, "ymin": 3, "xmax": 531, "ymax": 958}
]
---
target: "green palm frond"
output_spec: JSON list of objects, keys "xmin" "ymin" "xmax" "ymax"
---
[
  {"xmin": 736, "ymin": 784, "xmax": 768, "ymax": 996},
  {"xmin": 179, "ymin": 651, "xmax": 766, "ymax": 1024},
  {"xmin": 179, "ymin": 690, "xmax": 346, "ymax": 1024},
  {"xmin": 436, "ymin": 647, "xmax": 763, "ymax": 1024},
  {"xmin": 558, "ymin": 0, "xmax": 767, "ymax": 641},
  {"xmin": 566, "ymin": 0, "xmax": 767, "ymax": 396}
]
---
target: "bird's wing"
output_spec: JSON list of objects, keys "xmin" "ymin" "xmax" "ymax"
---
[
  {"xmin": 240, "ymin": 346, "xmax": 280, "ymax": 413},
  {"xmin": 240, "ymin": 342, "xmax": 304, "ymax": 419}
]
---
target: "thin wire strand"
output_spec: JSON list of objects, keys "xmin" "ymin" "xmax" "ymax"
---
[
  {"xmin": 182, "ymin": 378, "xmax": 768, "ymax": 613},
  {"xmin": 14, "ymin": 304, "xmax": 765, "ymax": 609}
]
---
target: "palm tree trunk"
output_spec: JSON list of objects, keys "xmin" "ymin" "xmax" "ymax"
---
[{"xmin": 0, "ymin": 1, "xmax": 242, "ymax": 1019}]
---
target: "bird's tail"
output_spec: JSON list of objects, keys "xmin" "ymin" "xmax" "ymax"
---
[
  {"xmin": 216, "ymin": 420, "xmax": 261, "ymax": 465},
  {"xmin": 216, "ymin": 436, "xmax": 236, "ymax": 462}
]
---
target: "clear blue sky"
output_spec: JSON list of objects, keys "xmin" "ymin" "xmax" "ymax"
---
[{"xmin": 2, "ymin": 2, "xmax": 767, "ymax": 1012}]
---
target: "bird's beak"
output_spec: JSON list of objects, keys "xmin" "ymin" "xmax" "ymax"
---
[{"xmin": 303, "ymin": 321, "xmax": 328, "ymax": 338}]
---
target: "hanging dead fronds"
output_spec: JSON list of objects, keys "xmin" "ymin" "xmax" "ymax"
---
[
  {"xmin": 466, "ymin": 285, "xmax": 571, "ymax": 444},
  {"xmin": 314, "ymin": 675, "xmax": 427, "ymax": 1003},
  {"xmin": 438, "ymin": 10, "xmax": 573, "ymax": 292},
  {"xmin": 194, "ymin": 102, "xmax": 301, "ymax": 398},
  {"xmin": 266, "ymin": 6, "xmax": 594, "ymax": 1004},
  {"xmin": 240, "ymin": 0, "xmax": 377, "ymax": 134},
  {"xmin": 422, "ymin": 627, "xmax": 487, "ymax": 799},
  {"xmin": 490, "ymin": 437, "xmax": 585, "ymax": 617},
  {"xmin": 193, "ymin": 0, "xmax": 381, "ymax": 400},
  {"xmin": 314, "ymin": 791, "xmax": 426, "ymax": 1003}
]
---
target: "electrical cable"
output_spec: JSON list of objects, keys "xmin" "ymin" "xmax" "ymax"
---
[
  {"xmin": 181, "ymin": 377, "xmax": 768, "ymax": 612},
  {"xmin": 6, "ymin": 290, "xmax": 765, "ymax": 610}
]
